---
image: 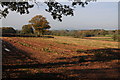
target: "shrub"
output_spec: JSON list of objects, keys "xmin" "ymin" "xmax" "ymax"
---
[{"xmin": 112, "ymin": 35, "xmax": 120, "ymax": 41}]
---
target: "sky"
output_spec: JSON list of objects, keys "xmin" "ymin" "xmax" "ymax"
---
[{"xmin": 1, "ymin": 2, "xmax": 118, "ymax": 30}]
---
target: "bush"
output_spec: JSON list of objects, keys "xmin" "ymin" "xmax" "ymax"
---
[
  {"xmin": 112, "ymin": 35, "xmax": 120, "ymax": 41},
  {"xmin": 21, "ymin": 25, "xmax": 34, "ymax": 34}
]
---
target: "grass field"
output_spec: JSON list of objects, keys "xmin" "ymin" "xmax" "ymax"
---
[
  {"xmin": 2, "ymin": 36, "xmax": 120, "ymax": 79},
  {"xmin": 84, "ymin": 36, "xmax": 115, "ymax": 41}
]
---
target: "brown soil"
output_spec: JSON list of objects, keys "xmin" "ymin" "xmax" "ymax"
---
[{"xmin": 1, "ymin": 37, "xmax": 120, "ymax": 80}]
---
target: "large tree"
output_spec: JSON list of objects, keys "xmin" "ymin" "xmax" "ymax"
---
[{"xmin": 29, "ymin": 15, "xmax": 51, "ymax": 36}]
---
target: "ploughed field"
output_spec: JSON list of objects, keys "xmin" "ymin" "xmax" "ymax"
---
[{"xmin": 1, "ymin": 36, "xmax": 120, "ymax": 79}]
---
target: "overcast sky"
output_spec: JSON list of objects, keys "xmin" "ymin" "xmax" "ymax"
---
[{"xmin": 1, "ymin": 2, "xmax": 118, "ymax": 30}]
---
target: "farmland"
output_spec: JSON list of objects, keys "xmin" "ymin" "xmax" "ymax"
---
[{"xmin": 2, "ymin": 36, "xmax": 120, "ymax": 79}]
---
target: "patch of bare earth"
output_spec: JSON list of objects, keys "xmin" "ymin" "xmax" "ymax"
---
[{"xmin": 2, "ymin": 37, "xmax": 120, "ymax": 79}]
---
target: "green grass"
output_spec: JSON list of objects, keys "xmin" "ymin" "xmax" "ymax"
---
[
  {"xmin": 105, "ymin": 35, "xmax": 113, "ymax": 37},
  {"xmin": 96, "ymin": 35, "xmax": 113, "ymax": 37},
  {"xmin": 92, "ymin": 38, "xmax": 114, "ymax": 41},
  {"xmin": 18, "ymin": 41, "xmax": 38, "ymax": 50},
  {"xmin": 18, "ymin": 42, "xmax": 32, "ymax": 47},
  {"xmin": 17, "ymin": 36, "xmax": 118, "ymax": 49}
]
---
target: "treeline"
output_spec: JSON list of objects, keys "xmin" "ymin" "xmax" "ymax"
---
[
  {"xmin": 50, "ymin": 29, "xmax": 117, "ymax": 37},
  {"xmin": 0, "ymin": 27, "xmax": 120, "ymax": 41},
  {"xmin": 0, "ymin": 27, "xmax": 35, "ymax": 37},
  {"xmin": 49, "ymin": 29, "xmax": 120, "ymax": 41},
  {"xmin": 0, "ymin": 27, "xmax": 51, "ymax": 37}
]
